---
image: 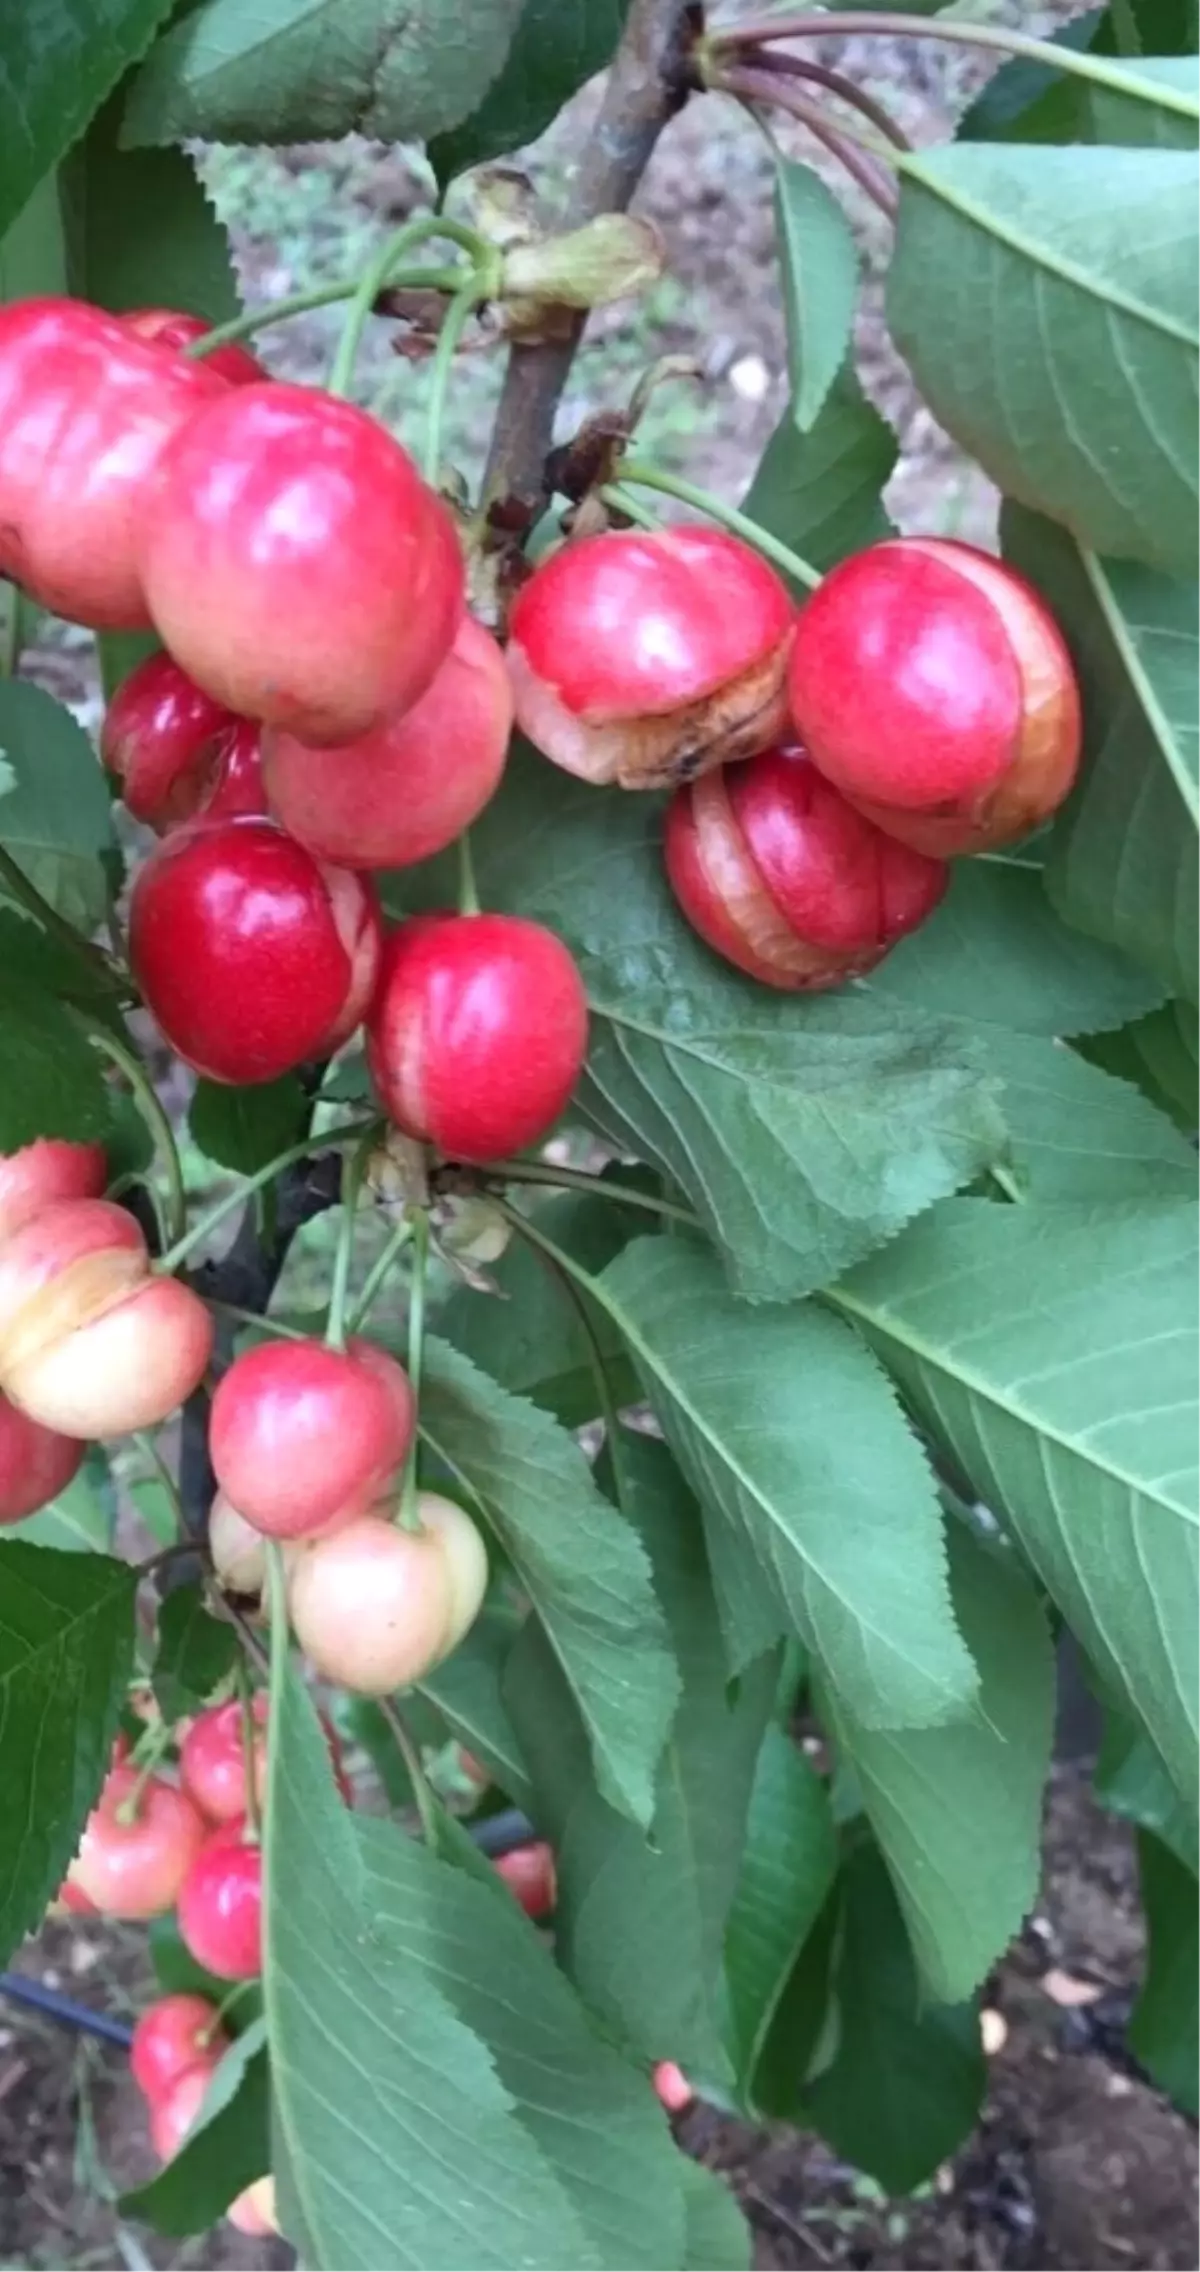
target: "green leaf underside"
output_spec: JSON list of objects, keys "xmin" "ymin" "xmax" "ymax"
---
[
  {"xmin": 0, "ymin": 680, "xmax": 115, "ymax": 931},
  {"xmin": 416, "ymin": 1604, "xmax": 533, "ymax": 1813},
  {"xmin": 775, "ymin": 160, "xmax": 859, "ymax": 433},
  {"xmin": 152, "ymin": 1583, "xmax": 239, "ymax": 1721},
  {"xmin": 430, "ymin": 0, "xmax": 628, "ymax": 182},
  {"xmin": 1079, "ymin": 999, "xmax": 1198, "ymax": 1132},
  {"xmin": 982, "ymin": 1029, "xmax": 1196, "ymax": 1200},
  {"xmin": 723, "ymin": 1725, "xmax": 839, "ymax": 2094},
  {"xmin": 962, "ymin": 29, "xmax": 1200, "ymax": 151},
  {"xmin": 0, "ymin": 0, "xmax": 175, "ymax": 239}
]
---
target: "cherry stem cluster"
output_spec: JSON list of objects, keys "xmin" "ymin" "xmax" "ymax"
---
[
  {"xmin": 327, "ymin": 214, "xmax": 493, "ymax": 402},
  {"xmin": 89, "ymin": 1024, "xmax": 187, "ymax": 1249},
  {"xmin": 155, "ymin": 1119, "xmax": 377, "ymax": 1279},
  {"xmin": 492, "ymin": 1156, "xmax": 702, "ymax": 1229},
  {"xmin": 349, "ymin": 1215, "xmax": 415, "ymax": 1335},
  {"xmin": 715, "ymin": 62, "xmax": 900, "ymax": 217}
]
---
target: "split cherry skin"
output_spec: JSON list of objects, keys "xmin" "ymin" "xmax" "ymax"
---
[
  {"xmin": 366, "ymin": 914, "xmax": 589, "ymax": 1163},
  {"xmin": 102, "ymin": 652, "xmax": 264, "ymax": 832},
  {"xmin": 129, "ymin": 816, "xmax": 381, "ymax": 1083},
  {"xmin": 786, "ymin": 537, "xmax": 1081, "ymax": 855},
  {"xmin": 138, "ymin": 381, "xmax": 464, "ymax": 744},
  {"xmin": 507, "ymin": 526, "xmax": 794, "ymax": 789},
  {"xmin": 664, "ymin": 746, "xmax": 947, "ymax": 990},
  {"xmin": 209, "ymin": 1336, "xmax": 415, "ymax": 1539}
]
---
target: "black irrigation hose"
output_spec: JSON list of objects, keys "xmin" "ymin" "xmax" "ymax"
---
[{"xmin": 0, "ymin": 1809, "xmax": 538, "ymax": 2052}]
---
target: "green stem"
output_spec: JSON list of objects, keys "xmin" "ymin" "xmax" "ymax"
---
[
  {"xmin": 206, "ymin": 1299, "xmax": 310, "ymax": 1345},
  {"xmin": 422, "ymin": 281, "xmax": 486, "ymax": 484},
  {"xmin": 0, "ymin": 844, "xmax": 117, "ymax": 981},
  {"xmin": 199, "ymin": 1980, "xmax": 257, "ymax": 2046},
  {"xmin": 716, "ymin": 65, "xmax": 900, "ymax": 218},
  {"xmin": 235, "ymin": 1656, "xmax": 263, "ymax": 1843},
  {"xmin": 457, "ymin": 828, "xmax": 481, "ymax": 916},
  {"xmin": 348, "ymin": 1216, "xmax": 415, "ymax": 1335},
  {"xmin": 327, "ymin": 216, "xmax": 492, "ymax": 401},
  {"xmin": 614, "ymin": 459, "xmax": 822, "ymax": 589},
  {"xmin": 182, "ymin": 269, "xmax": 467, "ymax": 363},
  {"xmin": 596, "ymin": 483, "xmax": 662, "ymax": 532},
  {"xmin": 131, "ymin": 1434, "xmax": 186, "ymax": 1538},
  {"xmin": 155, "ymin": 1120, "xmax": 378, "ymax": 1277},
  {"xmin": 491, "ymin": 1157, "xmax": 702, "ymax": 1228},
  {"xmin": 376, "ymin": 1696, "xmax": 440, "ymax": 1846},
  {"xmin": 399, "ymin": 1211, "xmax": 430, "ymax": 1531},
  {"xmin": 115, "ymin": 1718, "xmax": 174, "ymax": 1824},
  {"xmin": 325, "ymin": 1133, "xmax": 373, "ymax": 1351},
  {"xmin": 989, "ymin": 1163, "xmax": 1026, "ymax": 1205},
  {"xmin": 500, "ymin": 1203, "xmax": 628, "ymax": 1513},
  {"xmin": 89, "ymin": 1026, "xmax": 186, "ymax": 1248}
]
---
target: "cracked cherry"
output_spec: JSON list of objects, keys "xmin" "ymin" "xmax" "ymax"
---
[
  {"xmin": 102, "ymin": 651, "xmax": 264, "ymax": 832},
  {"xmin": 287, "ymin": 1491, "xmax": 488, "ymax": 1696},
  {"xmin": 129, "ymin": 816, "xmax": 381, "ymax": 1083},
  {"xmin": 507, "ymin": 526, "xmax": 793, "ymax": 789},
  {"xmin": 210, "ymin": 1336, "xmax": 414, "ymax": 1539},
  {"xmin": 262, "ymin": 613, "xmax": 512, "ymax": 869},
  {"xmin": 68, "ymin": 1765, "xmax": 207, "ymax": 1920},
  {"xmin": 786, "ymin": 537, "xmax": 1081, "ymax": 855},
  {"xmin": 0, "ymin": 1393, "xmax": 84, "ymax": 1523},
  {"xmin": 138, "ymin": 381, "xmax": 463, "ymax": 743},
  {"xmin": 131, "ymin": 1994, "xmax": 228, "ymax": 2103},
  {"xmin": 0, "ymin": 296, "xmax": 226, "ymax": 629},
  {"xmin": 178, "ymin": 1817, "xmax": 263, "ymax": 1980},
  {"xmin": 366, "ymin": 913, "xmax": 588, "ymax": 1164},
  {"xmin": 665, "ymin": 745, "xmax": 947, "ymax": 990},
  {"xmin": 120, "ymin": 307, "xmax": 266, "ymax": 387}
]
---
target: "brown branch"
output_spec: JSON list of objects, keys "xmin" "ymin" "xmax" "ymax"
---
[{"xmin": 482, "ymin": 0, "xmax": 699, "ymax": 515}]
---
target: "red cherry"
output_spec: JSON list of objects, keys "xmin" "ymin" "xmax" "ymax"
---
[
  {"xmin": 0, "ymin": 297, "xmax": 227, "ymax": 629},
  {"xmin": 366, "ymin": 914, "xmax": 588, "ymax": 1164},
  {"xmin": 129, "ymin": 816, "xmax": 381, "ymax": 1083},
  {"xmin": 262, "ymin": 613, "xmax": 512, "ymax": 870},
  {"xmin": 102, "ymin": 652, "xmax": 265, "ymax": 832},
  {"xmin": 507, "ymin": 527, "xmax": 794, "ymax": 789},
  {"xmin": 493, "ymin": 1841, "xmax": 557, "ymax": 1919},
  {"xmin": 68, "ymin": 1765, "xmax": 207, "ymax": 1920},
  {"xmin": 0, "ymin": 1197, "xmax": 212, "ymax": 1438},
  {"xmin": 178, "ymin": 1818, "xmax": 263, "ymax": 1980},
  {"xmin": 664, "ymin": 746, "xmax": 947, "ymax": 991},
  {"xmin": 149, "ymin": 2062, "xmax": 213, "ymax": 2160},
  {"xmin": 652, "ymin": 2060, "xmax": 694, "ymax": 2114},
  {"xmin": 0, "ymin": 1392, "xmax": 83, "ymax": 1523},
  {"xmin": 0, "ymin": 1137, "xmax": 107, "ymax": 1245},
  {"xmin": 120, "ymin": 308, "xmax": 266, "ymax": 388},
  {"xmin": 130, "ymin": 1993, "xmax": 227, "ymax": 2102},
  {"xmin": 138, "ymin": 381, "xmax": 463, "ymax": 743},
  {"xmin": 210, "ymin": 1336, "xmax": 414, "ymax": 1539},
  {"xmin": 786, "ymin": 538, "xmax": 1081, "ymax": 854},
  {"xmin": 180, "ymin": 1695, "xmax": 269, "ymax": 1824},
  {"xmin": 287, "ymin": 1492, "xmax": 486, "ymax": 1696}
]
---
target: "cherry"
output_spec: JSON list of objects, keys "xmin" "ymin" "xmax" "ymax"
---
[
  {"xmin": 227, "ymin": 2176, "xmax": 279, "ymax": 2236},
  {"xmin": 652, "ymin": 2061, "xmax": 694, "ymax": 2115},
  {"xmin": 664, "ymin": 746, "xmax": 947, "ymax": 990},
  {"xmin": 786, "ymin": 538, "xmax": 1081, "ymax": 855},
  {"xmin": 210, "ymin": 1336, "xmax": 415, "ymax": 1539},
  {"xmin": 138, "ymin": 381, "xmax": 464, "ymax": 744},
  {"xmin": 287, "ymin": 1491, "xmax": 487, "ymax": 1696},
  {"xmin": 130, "ymin": 1994, "xmax": 228, "ymax": 2102},
  {"xmin": 507, "ymin": 526, "xmax": 794, "ymax": 789},
  {"xmin": 0, "ymin": 1137, "xmax": 107, "ymax": 1244},
  {"xmin": 209, "ymin": 1489, "xmax": 267, "ymax": 1604},
  {"xmin": 68, "ymin": 1764, "xmax": 207, "ymax": 1920},
  {"xmin": 177, "ymin": 1817, "xmax": 263, "ymax": 1980},
  {"xmin": 102, "ymin": 652, "xmax": 265, "ymax": 832},
  {"xmin": 0, "ymin": 297, "xmax": 227, "ymax": 629},
  {"xmin": 148, "ymin": 2062, "xmax": 213, "ymax": 2161},
  {"xmin": 0, "ymin": 1197, "xmax": 212, "ymax": 1438},
  {"xmin": 0, "ymin": 1393, "xmax": 83, "ymax": 1522},
  {"xmin": 493, "ymin": 1841, "xmax": 557, "ymax": 1919},
  {"xmin": 129, "ymin": 816, "xmax": 381, "ymax": 1083},
  {"xmin": 120, "ymin": 308, "xmax": 266, "ymax": 387},
  {"xmin": 181, "ymin": 1695, "xmax": 269, "ymax": 1824},
  {"xmin": 262, "ymin": 613, "xmax": 512, "ymax": 870},
  {"xmin": 366, "ymin": 914, "xmax": 588, "ymax": 1164}
]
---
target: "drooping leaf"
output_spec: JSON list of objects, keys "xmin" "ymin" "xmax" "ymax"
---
[
  {"xmin": 152, "ymin": 1582, "xmax": 238, "ymax": 1721},
  {"xmin": 0, "ymin": 0, "xmax": 175, "ymax": 238},
  {"xmin": 430, "ymin": 0, "xmax": 628, "ymax": 182},
  {"xmin": 775, "ymin": 159, "xmax": 859, "ymax": 433},
  {"xmin": 741, "ymin": 372, "xmax": 897, "ymax": 579},
  {"xmin": 61, "ymin": 92, "xmax": 238, "ymax": 318},
  {"xmin": 0, "ymin": 680, "xmax": 115, "ymax": 930},
  {"xmin": 119, "ymin": 2031, "xmax": 270, "ymax": 2233},
  {"xmin": 419, "ymin": 1335, "xmax": 678, "ymax": 1826},
  {"xmin": 1129, "ymin": 1829, "xmax": 1199, "ymax": 2112},
  {"xmin": 825, "ymin": 1524, "xmax": 1055, "ymax": 2005},
  {"xmin": 123, "ymin": 0, "xmax": 526, "ymax": 148},
  {"xmin": 0, "ymin": 1542, "xmax": 136, "ymax": 1963},
  {"xmin": 189, "ymin": 1074, "xmax": 309, "ymax": 1174},
  {"xmin": 595, "ymin": 1236, "xmax": 979, "ymax": 1728},
  {"xmin": 889, "ymin": 145, "xmax": 1198, "ymax": 576},
  {"xmin": 982, "ymin": 1028, "xmax": 1196, "ymax": 1200},
  {"xmin": 1078, "ymin": 999, "xmax": 1198, "ymax": 1131},
  {"xmin": 1095, "ymin": 1708, "xmax": 1199, "ymax": 1873},
  {"xmin": 723, "ymin": 1725, "xmax": 838, "ymax": 2096},
  {"xmin": 830, "ymin": 1197, "xmax": 1199, "ymax": 1807},
  {"xmin": 417, "ymin": 1604, "xmax": 533, "ymax": 1813}
]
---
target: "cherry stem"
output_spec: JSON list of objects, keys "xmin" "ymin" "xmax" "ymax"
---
[
  {"xmin": 235, "ymin": 1656, "xmax": 263, "ymax": 1844},
  {"xmin": 325, "ymin": 1133, "xmax": 373, "ymax": 1352},
  {"xmin": 738, "ymin": 46, "xmax": 911, "ymax": 149},
  {"xmin": 596, "ymin": 482, "xmax": 661, "ymax": 533},
  {"xmin": 89, "ymin": 1025, "xmax": 187, "ymax": 1249},
  {"xmin": 422, "ymin": 279, "xmax": 487, "ymax": 486},
  {"xmin": 155, "ymin": 1119, "xmax": 378, "ymax": 1277},
  {"xmin": 327, "ymin": 215, "xmax": 493, "ymax": 402},
  {"xmin": 199, "ymin": 1980, "xmax": 256, "ymax": 2047},
  {"xmin": 614, "ymin": 457, "xmax": 822, "ymax": 589},
  {"xmin": 348, "ymin": 1215, "xmax": 415, "ymax": 1335},
  {"xmin": 115, "ymin": 1717, "xmax": 174, "ymax": 1825},
  {"xmin": 375, "ymin": 1696, "xmax": 440, "ymax": 1848},
  {"xmin": 398, "ymin": 1211, "xmax": 430, "ymax": 1532},
  {"xmin": 499, "ymin": 1203, "xmax": 629, "ymax": 1517},
  {"xmin": 456, "ymin": 828, "xmax": 481, "ymax": 917},
  {"xmin": 0, "ymin": 844, "xmax": 118, "ymax": 984},
  {"xmin": 491, "ymin": 1157, "xmax": 702, "ymax": 1229},
  {"xmin": 206, "ymin": 1299, "xmax": 310, "ymax": 1345},
  {"xmin": 184, "ymin": 266, "xmax": 469, "ymax": 364},
  {"xmin": 716, "ymin": 64, "xmax": 900, "ymax": 216},
  {"xmin": 131, "ymin": 1430, "xmax": 187, "ymax": 1538}
]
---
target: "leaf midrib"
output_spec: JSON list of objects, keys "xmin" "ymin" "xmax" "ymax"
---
[{"xmin": 1082, "ymin": 548, "xmax": 1200, "ymax": 823}]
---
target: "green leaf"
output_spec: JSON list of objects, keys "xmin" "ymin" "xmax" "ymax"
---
[
  {"xmin": 419, "ymin": 1335, "xmax": 678, "ymax": 1826},
  {"xmin": 357, "ymin": 1810, "xmax": 696, "ymax": 2270},
  {"xmin": 825, "ymin": 1525, "xmax": 1054, "ymax": 2005},
  {"xmin": 679, "ymin": 2161, "xmax": 751, "ymax": 2272},
  {"xmin": 152, "ymin": 1582, "xmax": 238, "ymax": 1721},
  {"xmin": 189, "ymin": 1074, "xmax": 309, "ymax": 1174},
  {"xmin": 803, "ymin": 1845, "xmax": 986, "ymax": 2194},
  {"xmin": 889, "ymin": 146, "xmax": 1198, "ymax": 577},
  {"xmin": 1002, "ymin": 505, "xmax": 1198, "ymax": 1004},
  {"xmin": 0, "ymin": 1542, "xmax": 136, "ymax": 1964},
  {"xmin": 0, "ymin": 169, "xmax": 68, "ymax": 304},
  {"xmin": 119, "ymin": 2030, "xmax": 269, "ymax": 2233},
  {"xmin": 398, "ymin": 748, "xmax": 1004, "ymax": 1306},
  {"xmin": 830, "ymin": 1197, "xmax": 1199, "ymax": 1807},
  {"xmin": 417, "ymin": 1604, "xmax": 533, "ymax": 1812},
  {"xmin": 0, "ymin": 0, "xmax": 175, "ymax": 238},
  {"xmin": 0, "ymin": 681, "xmax": 115, "ymax": 930},
  {"xmin": 505, "ymin": 1432, "xmax": 779, "ymax": 2081},
  {"xmin": 750, "ymin": 1889, "xmax": 840, "ymax": 2120},
  {"xmin": 1095, "ymin": 1709, "xmax": 1199, "ymax": 1872},
  {"xmin": 430, "ymin": 0, "xmax": 627, "ymax": 182},
  {"xmin": 775, "ymin": 160, "xmax": 859, "ymax": 433},
  {"xmin": 983, "ymin": 1029, "xmax": 1196, "ymax": 1200},
  {"xmin": 0, "ymin": 907, "xmax": 125, "ymax": 1025},
  {"xmin": 7, "ymin": 1446, "xmax": 116, "ymax": 1553},
  {"xmin": 1079, "ymin": 999, "xmax": 1198, "ymax": 1131},
  {"xmin": 265, "ymin": 1654, "xmax": 645, "ymax": 2269},
  {"xmin": 124, "ymin": 0, "xmax": 525, "ymax": 147},
  {"xmin": 148, "ymin": 1910, "xmax": 248, "ymax": 2003},
  {"xmin": 61, "ymin": 91, "xmax": 238, "ymax": 320},
  {"xmin": 961, "ymin": 23, "xmax": 1200, "ymax": 151},
  {"xmin": 1129, "ymin": 1830, "xmax": 1199, "ymax": 2112},
  {"xmin": 742, "ymin": 373, "xmax": 897, "ymax": 579},
  {"xmin": 596, "ymin": 1236, "xmax": 979, "ymax": 1727},
  {"xmin": 723, "ymin": 1725, "xmax": 839, "ymax": 2096},
  {"xmin": 0, "ymin": 979, "xmax": 111, "ymax": 1158}
]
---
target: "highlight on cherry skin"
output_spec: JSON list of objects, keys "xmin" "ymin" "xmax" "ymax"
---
[
  {"xmin": 180, "ymin": 1694, "xmax": 269, "ymax": 1824},
  {"xmin": 66, "ymin": 1764, "xmax": 207, "ymax": 1922},
  {"xmin": 177, "ymin": 1816, "xmax": 263, "ymax": 1981},
  {"xmin": 664, "ymin": 744, "xmax": 948, "ymax": 991},
  {"xmin": 366, "ymin": 912, "xmax": 590, "ymax": 1165},
  {"xmin": 209, "ymin": 1335, "xmax": 415, "ymax": 1539},
  {"xmin": 0, "ymin": 1197, "xmax": 213, "ymax": 1438},
  {"xmin": 102, "ymin": 651, "xmax": 265, "ymax": 832},
  {"xmin": 130, "ymin": 1993, "xmax": 229, "ymax": 2103},
  {"xmin": 262, "ymin": 612, "xmax": 512, "ymax": 870},
  {"xmin": 786, "ymin": 537, "xmax": 1082, "ymax": 856},
  {"xmin": 287, "ymin": 1491, "xmax": 489, "ymax": 1697},
  {"xmin": 507, "ymin": 525, "xmax": 794, "ymax": 789},
  {"xmin": 128, "ymin": 815, "xmax": 382, "ymax": 1085},
  {"xmin": 136, "ymin": 380, "xmax": 465, "ymax": 745}
]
